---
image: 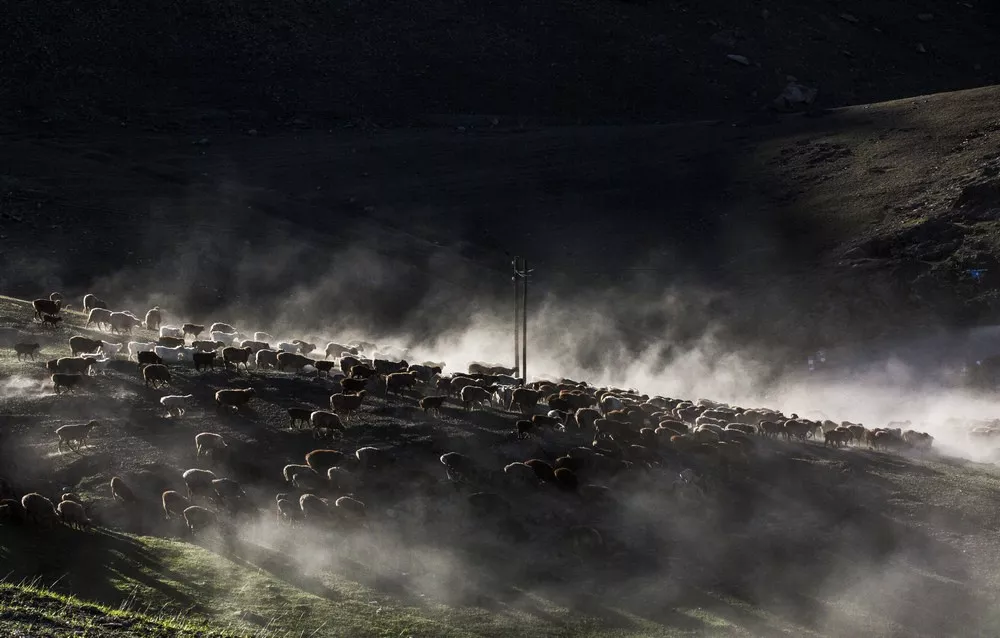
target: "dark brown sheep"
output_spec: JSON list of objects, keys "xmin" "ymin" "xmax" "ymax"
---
[
  {"xmin": 142, "ymin": 364, "xmax": 171, "ymax": 388},
  {"xmin": 222, "ymin": 346, "xmax": 253, "ymax": 373},
  {"xmin": 32, "ymin": 298, "xmax": 62, "ymax": 320},
  {"xmin": 215, "ymin": 388, "xmax": 256, "ymax": 411},
  {"xmin": 162, "ymin": 490, "xmax": 190, "ymax": 519},
  {"xmin": 524, "ymin": 459, "xmax": 556, "ymax": 483},
  {"xmin": 193, "ymin": 351, "xmax": 217, "ymax": 371},
  {"xmin": 14, "ymin": 342, "xmax": 40, "ymax": 361},
  {"xmin": 158, "ymin": 336, "xmax": 185, "ymax": 348},
  {"xmin": 329, "ymin": 391, "xmax": 366, "ymax": 419},
  {"xmin": 182, "ymin": 323, "xmax": 205, "ymax": 338},
  {"xmin": 419, "ymin": 395, "xmax": 447, "ymax": 416},
  {"xmin": 52, "ymin": 373, "xmax": 93, "ymax": 394},
  {"xmin": 340, "ymin": 377, "xmax": 368, "ymax": 394},
  {"xmin": 287, "ymin": 407, "xmax": 313, "ymax": 429},
  {"xmin": 305, "ymin": 449, "xmax": 345, "ymax": 472},
  {"xmin": 111, "ymin": 476, "xmax": 139, "ymax": 504}
]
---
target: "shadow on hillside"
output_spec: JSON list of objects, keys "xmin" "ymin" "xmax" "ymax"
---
[{"xmin": 0, "ymin": 525, "xmax": 203, "ymax": 613}]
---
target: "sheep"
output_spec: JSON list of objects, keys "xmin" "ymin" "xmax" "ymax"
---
[
  {"xmin": 40, "ymin": 314, "xmax": 62, "ymax": 328},
  {"xmin": 212, "ymin": 478, "xmax": 246, "ymax": 505},
  {"xmin": 142, "ymin": 364, "xmax": 172, "ymax": 388},
  {"xmin": 340, "ymin": 377, "xmax": 369, "ymax": 394},
  {"xmin": 440, "ymin": 452, "xmax": 476, "ymax": 482},
  {"xmin": 55, "ymin": 356, "xmax": 97, "ymax": 375},
  {"xmin": 137, "ymin": 351, "xmax": 164, "ymax": 369},
  {"xmin": 193, "ymin": 351, "xmax": 217, "ymax": 371},
  {"xmin": 192, "ymin": 339, "xmax": 223, "ymax": 352},
  {"xmin": 385, "ymin": 371, "xmax": 418, "ymax": 396},
  {"xmin": 461, "ymin": 385, "xmax": 493, "ymax": 411},
  {"xmin": 193, "ymin": 432, "xmax": 227, "ymax": 460},
  {"xmin": 162, "ymin": 490, "xmax": 190, "ymax": 519},
  {"xmin": 158, "ymin": 326, "xmax": 183, "ymax": 340},
  {"xmin": 179, "ymin": 323, "xmax": 204, "ymax": 339},
  {"xmin": 209, "ymin": 322, "xmax": 236, "ymax": 334},
  {"xmin": 70, "ymin": 336, "xmax": 103, "ymax": 356},
  {"xmin": 14, "ymin": 342, "xmax": 40, "ymax": 361},
  {"xmin": 293, "ymin": 340, "xmax": 318, "ymax": 355},
  {"xmin": 98, "ymin": 341, "xmax": 123, "ymax": 357},
  {"xmin": 305, "ymin": 449, "xmax": 345, "ymax": 473},
  {"xmin": 329, "ymin": 391, "xmax": 366, "ymax": 419},
  {"xmin": 327, "ymin": 467, "xmax": 358, "ymax": 493},
  {"xmin": 299, "ymin": 494, "xmax": 330, "ymax": 521},
  {"xmin": 158, "ymin": 336, "xmax": 185, "ymax": 348},
  {"xmin": 239, "ymin": 340, "xmax": 270, "ymax": 354},
  {"xmin": 182, "ymin": 505, "xmax": 218, "ymax": 535},
  {"xmin": 154, "ymin": 345, "xmax": 187, "ymax": 363},
  {"xmin": 221, "ymin": 346, "xmax": 253, "ymax": 373},
  {"xmin": 182, "ymin": 468, "xmax": 218, "ymax": 501},
  {"xmin": 326, "ymin": 342, "xmax": 357, "ymax": 358},
  {"xmin": 350, "ymin": 364, "xmax": 377, "ymax": 380},
  {"xmin": 310, "ymin": 410, "xmax": 346, "ymax": 439},
  {"xmin": 254, "ymin": 331, "xmax": 274, "ymax": 343},
  {"xmin": 504, "ymin": 462, "xmax": 540, "ymax": 487},
  {"xmin": 109, "ymin": 312, "xmax": 143, "ymax": 335},
  {"xmin": 82, "ymin": 294, "xmax": 106, "ymax": 313},
  {"xmin": 32, "ymin": 298, "xmax": 63, "ymax": 320},
  {"xmin": 21, "ymin": 493, "xmax": 58, "ymax": 527},
  {"xmin": 255, "ymin": 349, "xmax": 279, "ymax": 369},
  {"xmin": 515, "ymin": 419, "xmax": 534, "ymax": 439},
  {"xmin": 419, "ymin": 395, "xmax": 447, "ymax": 416},
  {"xmin": 56, "ymin": 420, "xmax": 99, "ymax": 453},
  {"xmin": 824, "ymin": 428, "xmax": 852, "ymax": 448},
  {"xmin": 277, "ymin": 342, "xmax": 299, "ymax": 353},
  {"xmin": 283, "ymin": 464, "xmax": 323, "ymax": 490},
  {"xmin": 210, "ymin": 331, "xmax": 239, "ymax": 346},
  {"xmin": 509, "ymin": 387, "xmax": 542, "ymax": 413},
  {"xmin": 110, "ymin": 476, "xmax": 139, "ymax": 504},
  {"xmin": 340, "ymin": 355, "xmax": 362, "ymax": 375},
  {"xmin": 277, "ymin": 352, "xmax": 314, "ymax": 371},
  {"xmin": 52, "ymin": 373, "xmax": 93, "ymax": 394},
  {"xmin": 215, "ymin": 388, "xmax": 256, "ymax": 412},
  {"xmin": 276, "ymin": 493, "xmax": 303, "ymax": 526},
  {"xmin": 553, "ymin": 468, "xmax": 579, "ymax": 491},
  {"xmin": 161, "ymin": 394, "xmax": 194, "ymax": 417},
  {"xmin": 128, "ymin": 341, "xmax": 156, "ymax": 359},
  {"xmin": 86, "ymin": 307, "xmax": 112, "ymax": 330},
  {"xmin": 335, "ymin": 496, "xmax": 366, "ymax": 521},
  {"xmin": 57, "ymin": 499, "xmax": 91, "ymax": 531},
  {"xmin": 356, "ymin": 446, "xmax": 390, "ymax": 470},
  {"xmin": 287, "ymin": 407, "xmax": 313, "ymax": 429},
  {"xmin": 312, "ymin": 360, "xmax": 339, "ymax": 377}
]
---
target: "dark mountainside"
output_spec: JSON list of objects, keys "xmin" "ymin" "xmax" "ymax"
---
[
  {"xmin": 2, "ymin": 0, "xmax": 997, "ymax": 123},
  {"xmin": 0, "ymin": 0, "xmax": 999, "ymax": 359}
]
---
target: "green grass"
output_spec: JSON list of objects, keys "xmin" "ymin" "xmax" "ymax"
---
[
  {"xmin": 0, "ymin": 580, "xmax": 233, "ymax": 637},
  {"xmin": 0, "ymin": 527, "xmax": 762, "ymax": 637}
]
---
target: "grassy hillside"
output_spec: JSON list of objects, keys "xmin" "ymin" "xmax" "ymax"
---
[
  {"xmin": 4, "ymin": 295, "xmax": 1000, "ymax": 637},
  {"xmin": 1, "ymin": 0, "xmax": 997, "ymax": 125}
]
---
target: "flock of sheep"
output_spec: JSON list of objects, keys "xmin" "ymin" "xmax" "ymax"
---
[{"xmin": 0, "ymin": 292, "xmax": 939, "ymax": 552}]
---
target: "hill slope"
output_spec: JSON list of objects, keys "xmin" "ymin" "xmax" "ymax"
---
[
  {"xmin": 1, "ymin": 0, "xmax": 997, "ymax": 126},
  {"xmin": 4, "ymin": 295, "xmax": 1000, "ymax": 637}
]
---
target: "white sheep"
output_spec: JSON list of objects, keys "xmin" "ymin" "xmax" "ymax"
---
[
  {"xmin": 210, "ymin": 331, "xmax": 239, "ymax": 346},
  {"xmin": 159, "ymin": 326, "xmax": 185, "ymax": 339},
  {"xmin": 99, "ymin": 341, "xmax": 123, "ymax": 357},
  {"xmin": 277, "ymin": 342, "xmax": 298, "ymax": 353},
  {"xmin": 128, "ymin": 341, "xmax": 156, "ymax": 359},
  {"xmin": 154, "ymin": 345, "xmax": 187, "ymax": 363},
  {"xmin": 254, "ymin": 332, "xmax": 274, "ymax": 343},
  {"xmin": 161, "ymin": 394, "xmax": 194, "ymax": 417}
]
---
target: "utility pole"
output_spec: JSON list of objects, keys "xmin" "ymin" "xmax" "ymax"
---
[
  {"xmin": 512, "ymin": 257, "xmax": 520, "ymax": 377},
  {"xmin": 512, "ymin": 258, "xmax": 533, "ymax": 384}
]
